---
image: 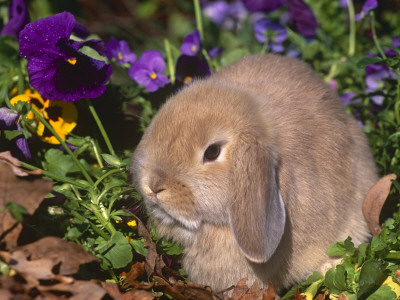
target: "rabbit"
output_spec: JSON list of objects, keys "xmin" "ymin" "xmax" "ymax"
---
[{"xmin": 131, "ymin": 54, "xmax": 378, "ymax": 294}]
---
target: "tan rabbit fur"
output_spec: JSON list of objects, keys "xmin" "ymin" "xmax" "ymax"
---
[{"xmin": 131, "ymin": 54, "xmax": 378, "ymax": 293}]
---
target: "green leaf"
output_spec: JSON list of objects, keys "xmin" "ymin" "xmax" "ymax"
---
[
  {"xmin": 327, "ymin": 237, "xmax": 355, "ymax": 256},
  {"xmin": 357, "ymin": 260, "xmax": 388, "ymax": 300},
  {"xmin": 3, "ymin": 130, "xmax": 22, "ymax": 140},
  {"xmin": 101, "ymin": 154, "xmax": 124, "ymax": 168},
  {"xmin": 6, "ymin": 202, "xmax": 28, "ymax": 222},
  {"xmin": 357, "ymin": 57, "xmax": 384, "ymax": 68},
  {"xmin": 43, "ymin": 149, "xmax": 79, "ymax": 177},
  {"xmin": 161, "ymin": 240, "xmax": 184, "ymax": 255},
  {"xmin": 220, "ymin": 48, "xmax": 249, "ymax": 66},
  {"xmin": 324, "ymin": 264, "xmax": 348, "ymax": 294},
  {"xmin": 281, "ymin": 272, "xmax": 323, "ymax": 299},
  {"xmin": 367, "ymin": 284, "xmax": 397, "ymax": 300},
  {"xmin": 371, "ymin": 236, "xmax": 388, "ymax": 253},
  {"xmin": 99, "ymin": 231, "xmax": 133, "ymax": 269},
  {"xmin": 79, "ymin": 45, "xmax": 108, "ymax": 63},
  {"xmin": 130, "ymin": 238, "xmax": 148, "ymax": 256}
]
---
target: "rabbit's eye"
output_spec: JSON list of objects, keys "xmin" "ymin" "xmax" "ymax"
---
[{"xmin": 204, "ymin": 143, "xmax": 221, "ymax": 162}]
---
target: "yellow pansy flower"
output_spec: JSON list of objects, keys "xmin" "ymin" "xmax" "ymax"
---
[
  {"xmin": 382, "ymin": 276, "xmax": 400, "ymax": 298},
  {"xmin": 127, "ymin": 220, "xmax": 137, "ymax": 229},
  {"xmin": 10, "ymin": 89, "xmax": 77, "ymax": 144}
]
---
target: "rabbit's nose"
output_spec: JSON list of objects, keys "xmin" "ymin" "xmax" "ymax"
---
[{"xmin": 146, "ymin": 185, "xmax": 166, "ymax": 203}]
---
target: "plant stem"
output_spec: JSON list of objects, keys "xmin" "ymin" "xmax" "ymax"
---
[
  {"xmin": 193, "ymin": 0, "xmax": 204, "ymax": 41},
  {"xmin": 164, "ymin": 39, "xmax": 175, "ymax": 84},
  {"xmin": 91, "ymin": 139, "xmax": 104, "ymax": 168},
  {"xmin": 371, "ymin": 12, "xmax": 387, "ymax": 59},
  {"xmin": 94, "ymin": 169, "xmax": 121, "ymax": 189},
  {"xmin": 30, "ymin": 109, "xmax": 94, "ymax": 186},
  {"xmin": 385, "ymin": 251, "xmax": 400, "ymax": 260},
  {"xmin": 70, "ymin": 210, "xmax": 111, "ymax": 241},
  {"xmin": 347, "ymin": 0, "xmax": 356, "ymax": 57},
  {"xmin": 20, "ymin": 161, "xmax": 89, "ymax": 189},
  {"xmin": 86, "ymin": 99, "xmax": 116, "ymax": 156},
  {"xmin": 92, "ymin": 205, "xmax": 117, "ymax": 236},
  {"xmin": 18, "ymin": 60, "xmax": 25, "ymax": 94}
]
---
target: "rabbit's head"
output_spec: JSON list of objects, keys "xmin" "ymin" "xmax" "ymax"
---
[{"xmin": 132, "ymin": 80, "xmax": 285, "ymax": 263}]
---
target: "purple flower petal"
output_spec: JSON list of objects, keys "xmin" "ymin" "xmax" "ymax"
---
[
  {"xmin": 140, "ymin": 50, "xmax": 166, "ymax": 74},
  {"xmin": 286, "ymin": 0, "xmax": 318, "ymax": 38},
  {"xmin": 19, "ymin": 12, "xmax": 75, "ymax": 58},
  {"xmin": 175, "ymin": 55, "xmax": 211, "ymax": 85},
  {"xmin": 72, "ymin": 22, "xmax": 89, "ymax": 39},
  {"xmin": 339, "ymin": 0, "xmax": 348, "ymax": 8},
  {"xmin": 180, "ymin": 30, "xmax": 201, "ymax": 56},
  {"xmin": 1, "ymin": 0, "xmax": 29, "ymax": 40},
  {"xmin": 128, "ymin": 50, "xmax": 169, "ymax": 92},
  {"xmin": 15, "ymin": 123, "xmax": 31, "ymax": 159},
  {"xmin": 106, "ymin": 37, "xmax": 136, "ymax": 65},
  {"xmin": 203, "ymin": 0, "xmax": 246, "ymax": 30},
  {"xmin": 242, "ymin": 0, "xmax": 285, "ymax": 13},
  {"xmin": 0, "ymin": 107, "xmax": 19, "ymax": 128},
  {"xmin": 340, "ymin": 92, "xmax": 359, "ymax": 106},
  {"xmin": 208, "ymin": 47, "xmax": 223, "ymax": 59},
  {"xmin": 254, "ymin": 18, "xmax": 287, "ymax": 52},
  {"xmin": 355, "ymin": 0, "xmax": 378, "ymax": 21},
  {"xmin": 19, "ymin": 12, "xmax": 112, "ymax": 102}
]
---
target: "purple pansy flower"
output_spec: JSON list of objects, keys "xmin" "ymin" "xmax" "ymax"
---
[
  {"xmin": 208, "ymin": 47, "xmax": 223, "ymax": 59},
  {"xmin": 1, "ymin": 0, "xmax": 29, "ymax": 40},
  {"xmin": 339, "ymin": 0, "xmax": 348, "ymax": 8},
  {"xmin": 180, "ymin": 30, "xmax": 201, "ymax": 56},
  {"xmin": 355, "ymin": 0, "xmax": 378, "ymax": 21},
  {"xmin": 241, "ymin": 0, "xmax": 285, "ymax": 13},
  {"xmin": 286, "ymin": 0, "xmax": 318, "ymax": 38},
  {"xmin": 106, "ymin": 37, "xmax": 136, "ymax": 65},
  {"xmin": 364, "ymin": 62, "xmax": 394, "ymax": 105},
  {"xmin": 128, "ymin": 50, "xmax": 169, "ymax": 92},
  {"xmin": 340, "ymin": 92, "xmax": 359, "ymax": 106},
  {"xmin": 175, "ymin": 55, "xmax": 211, "ymax": 86},
  {"xmin": 19, "ymin": 12, "xmax": 112, "ymax": 102},
  {"xmin": 254, "ymin": 18, "xmax": 287, "ymax": 53},
  {"xmin": 0, "ymin": 107, "xmax": 31, "ymax": 159},
  {"xmin": 385, "ymin": 36, "xmax": 400, "ymax": 57},
  {"xmin": 203, "ymin": 0, "xmax": 247, "ymax": 30},
  {"xmin": 72, "ymin": 22, "xmax": 90, "ymax": 39}
]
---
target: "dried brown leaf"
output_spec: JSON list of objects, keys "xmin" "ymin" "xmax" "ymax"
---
[
  {"xmin": 395, "ymin": 270, "xmax": 400, "ymax": 284},
  {"xmin": 338, "ymin": 293, "xmax": 349, "ymax": 300},
  {"xmin": 241, "ymin": 280, "xmax": 263, "ymax": 300},
  {"xmin": 38, "ymin": 280, "xmax": 107, "ymax": 300},
  {"xmin": 262, "ymin": 281, "xmax": 275, "ymax": 300},
  {"xmin": 0, "ymin": 161, "xmax": 52, "ymax": 249},
  {"xmin": 362, "ymin": 173, "xmax": 397, "ymax": 236},
  {"xmin": 0, "ymin": 151, "xmax": 42, "ymax": 176},
  {"xmin": 121, "ymin": 261, "xmax": 146, "ymax": 289},
  {"xmin": 293, "ymin": 287, "xmax": 306, "ymax": 300},
  {"xmin": 231, "ymin": 278, "xmax": 250, "ymax": 299},
  {"xmin": 315, "ymin": 292, "xmax": 329, "ymax": 300},
  {"xmin": 131, "ymin": 214, "xmax": 165, "ymax": 276},
  {"xmin": 19, "ymin": 236, "xmax": 99, "ymax": 275},
  {"xmin": 173, "ymin": 280, "xmax": 215, "ymax": 300},
  {"xmin": 102, "ymin": 282, "xmax": 155, "ymax": 300},
  {"xmin": 153, "ymin": 275, "xmax": 187, "ymax": 300},
  {"xmin": 9, "ymin": 250, "xmax": 60, "ymax": 286}
]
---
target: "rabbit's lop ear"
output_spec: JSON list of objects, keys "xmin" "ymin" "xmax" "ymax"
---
[{"xmin": 229, "ymin": 135, "xmax": 286, "ymax": 263}]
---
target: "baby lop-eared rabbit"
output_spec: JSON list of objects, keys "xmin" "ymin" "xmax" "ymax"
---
[{"xmin": 131, "ymin": 54, "xmax": 378, "ymax": 293}]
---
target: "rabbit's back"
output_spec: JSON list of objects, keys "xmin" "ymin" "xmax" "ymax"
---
[{"xmin": 212, "ymin": 54, "xmax": 377, "ymax": 284}]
